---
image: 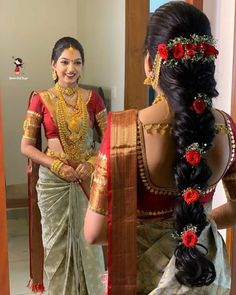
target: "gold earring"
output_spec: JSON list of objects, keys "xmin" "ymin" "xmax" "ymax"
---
[
  {"xmin": 144, "ymin": 74, "xmax": 152, "ymax": 85},
  {"xmin": 52, "ymin": 69, "xmax": 57, "ymax": 81}
]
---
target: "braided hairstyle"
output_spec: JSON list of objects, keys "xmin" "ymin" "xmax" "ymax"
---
[{"xmin": 144, "ymin": 1, "xmax": 217, "ymax": 287}]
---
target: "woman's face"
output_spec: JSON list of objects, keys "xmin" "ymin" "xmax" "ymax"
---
[{"xmin": 52, "ymin": 48, "xmax": 83, "ymax": 87}]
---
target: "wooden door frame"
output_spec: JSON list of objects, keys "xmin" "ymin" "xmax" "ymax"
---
[
  {"xmin": 0, "ymin": 95, "xmax": 10, "ymax": 295},
  {"xmin": 124, "ymin": 0, "xmax": 149, "ymax": 109},
  {"xmin": 185, "ymin": 0, "xmax": 203, "ymax": 10}
]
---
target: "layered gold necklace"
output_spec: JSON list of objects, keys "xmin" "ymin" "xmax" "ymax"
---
[{"xmin": 55, "ymin": 83, "xmax": 89, "ymax": 160}]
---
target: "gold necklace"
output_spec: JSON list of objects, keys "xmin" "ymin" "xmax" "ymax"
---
[
  {"xmin": 55, "ymin": 83, "xmax": 78, "ymax": 96},
  {"xmin": 55, "ymin": 85, "xmax": 90, "ymax": 161}
]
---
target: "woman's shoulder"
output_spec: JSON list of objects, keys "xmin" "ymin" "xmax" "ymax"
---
[
  {"xmin": 138, "ymin": 102, "xmax": 172, "ymax": 125},
  {"xmin": 79, "ymin": 87, "xmax": 93, "ymax": 104},
  {"xmin": 28, "ymin": 88, "xmax": 56, "ymax": 109},
  {"xmin": 30, "ymin": 88, "xmax": 54, "ymax": 98},
  {"xmin": 213, "ymin": 108, "xmax": 235, "ymax": 125}
]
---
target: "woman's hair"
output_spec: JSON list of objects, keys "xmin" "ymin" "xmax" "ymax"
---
[
  {"xmin": 51, "ymin": 36, "xmax": 85, "ymax": 64},
  {"xmin": 145, "ymin": 1, "xmax": 217, "ymax": 287}
]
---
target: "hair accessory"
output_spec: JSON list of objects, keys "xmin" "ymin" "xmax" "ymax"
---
[
  {"xmin": 144, "ymin": 53, "xmax": 162, "ymax": 90},
  {"xmin": 157, "ymin": 34, "xmax": 218, "ymax": 66},
  {"xmin": 172, "ymin": 224, "xmax": 198, "ymax": 248},
  {"xmin": 52, "ymin": 69, "xmax": 57, "ymax": 82},
  {"xmin": 184, "ymin": 143, "xmax": 204, "ymax": 166},
  {"xmin": 68, "ymin": 44, "xmax": 75, "ymax": 53},
  {"xmin": 192, "ymin": 93, "xmax": 212, "ymax": 114},
  {"xmin": 182, "ymin": 188, "xmax": 202, "ymax": 204}
]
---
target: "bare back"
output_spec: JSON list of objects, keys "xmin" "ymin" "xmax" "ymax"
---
[{"xmin": 138, "ymin": 102, "xmax": 232, "ymax": 190}]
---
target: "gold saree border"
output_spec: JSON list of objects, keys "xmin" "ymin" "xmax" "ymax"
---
[{"xmin": 109, "ymin": 109, "xmax": 138, "ymax": 295}]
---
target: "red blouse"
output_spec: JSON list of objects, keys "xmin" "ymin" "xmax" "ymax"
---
[
  {"xmin": 27, "ymin": 90, "xmax": 106, "ymax": 139},
  {"xmin": 89, "ymin": 111, "xmax": 236, "ymax": 219}
]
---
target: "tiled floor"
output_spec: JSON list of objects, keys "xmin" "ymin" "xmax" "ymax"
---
[{"xmin": 7, "ymin": 208, "xmax": 48, "ymax": 295}]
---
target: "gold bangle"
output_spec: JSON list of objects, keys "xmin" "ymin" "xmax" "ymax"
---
[
  {"xmin": 87, "ymin": 161, "xmax": 95, "ymax": 175},
  {"xmin": 50, "ymin": 159, "xmax": 64, "ymax": 175}
]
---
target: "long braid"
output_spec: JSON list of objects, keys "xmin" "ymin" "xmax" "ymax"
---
[{"xmin": 145, "ymin": 2, "xmax": 218, "ymax": 286}]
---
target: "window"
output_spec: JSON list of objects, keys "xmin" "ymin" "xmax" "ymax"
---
[{"xmin": 150, "ymin": 0, "xmax": 180, "ymax": 13}]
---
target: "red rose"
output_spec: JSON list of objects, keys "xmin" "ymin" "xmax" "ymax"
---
[
  {"xmin": 197, "ymin": 42, "xmax": 207, "ymax": 52},
  {"xmin": 182, "ymin": 230, "xmax": 198, "ymax": 247},
  {"xmin": 184, "ymin": 43, "xmax": 197, "ymax": 58},
  {"xmin": 205, "ymin": 44, "xmax": 219, "ymax": 57},
  {"xmin": 185, "ymin": 150, "xmax": 201, "ymax": 165},
  {"xmin": 158, "ymin": 43, "xmax": 169, "ymax": 60},
  {"xmin": 172, "ymin": 43, "xmax": 184, "ymax": 59},
  {"xmin": 192, "ymin": 99, "xmax": 207, "ymax": 114},
  {"xmin": 183, "ymin": 188, "xmax": 200, "ymax": 204}
]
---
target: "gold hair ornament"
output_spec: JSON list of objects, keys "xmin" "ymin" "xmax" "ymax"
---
[{"xmin": 68, "ymin": 44, "xmax": 75, "ymax": 53}]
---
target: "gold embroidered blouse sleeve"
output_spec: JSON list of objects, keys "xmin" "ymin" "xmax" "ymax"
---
[
  {"xmin": 23, "ymin": 111, "xmax": 42, "ymax": 142},
  {"xmin": 89, "ymin": 152, "xmax": 108, "ymax": 215}
]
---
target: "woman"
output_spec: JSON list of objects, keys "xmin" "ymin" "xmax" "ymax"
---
[
  {"xmin": 84, "ymin": 2, "xmax": 236, "ymax": 295},
  {"xmin": 21, "ymin": 36, "xmax": 107, "ymax": 295}
]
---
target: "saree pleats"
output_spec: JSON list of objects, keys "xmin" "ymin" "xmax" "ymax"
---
[
  {"xmin": 137, "ymin": 204, "xmax": 231, "ymax": 295},
  {"xmin": 37, "ymin": 166, "xmax": 104, "ymax": 295}
]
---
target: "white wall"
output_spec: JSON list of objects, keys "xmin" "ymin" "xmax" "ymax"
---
[
  {"xmin": 77, "ymin": 0, "xmax": 125, "ymax": 111},
  {"xmin": 204, "ymin": 0, "xmax": 235, "ymax": 240}
]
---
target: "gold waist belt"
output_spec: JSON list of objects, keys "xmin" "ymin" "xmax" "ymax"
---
[{"xmin": 46, "ymin": 146, "xmax": 94, "ymax": 162}]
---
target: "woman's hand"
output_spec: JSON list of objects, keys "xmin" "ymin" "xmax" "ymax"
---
[
  {"xmin": 59, "ymin": 164, "xmax": 79, "ymax": 182},
  {"xmin": 75, "ymin": 161, "xmax": 93, "ymax": 181}
]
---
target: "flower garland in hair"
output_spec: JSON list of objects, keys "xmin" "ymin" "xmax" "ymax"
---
[
  {"xmin": 184, "ymin": 142, "xmax": 204, "ymax": 166},
  {"xmin": 192, "ymin": 93, "xmax": 212, "ymax": 114},
  {"xmin": 158, "ymin": 34, "xmax": 219, "ymax": 66},
  {"xmin": 182, "ymin": 187, "xmax": 203, "ymax": 204},
  {"xmin": 172, "ymin": 224, "xmax": 198, "ymax": 248}
]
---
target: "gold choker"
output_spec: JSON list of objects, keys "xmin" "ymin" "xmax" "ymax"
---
[{"xmin": 55, "ymin": 83, "xmax": 78, "ymax": 96}]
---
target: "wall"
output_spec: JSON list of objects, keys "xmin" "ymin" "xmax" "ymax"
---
[
  {"xmin": 204, "ymin": 0, "xmax": 235, "ymax": 239},
  {"xmin": 0, "ymin": 0, "xmax": 79, "ymax": 186},
  {"xmin": 77, "ymin": 0, "xmax": 125, "ymax": 111}
]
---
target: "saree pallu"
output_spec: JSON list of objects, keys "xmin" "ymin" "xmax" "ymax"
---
[
  {"xmin": 37, "ymin": 166, "xmax": 105, "ymax": 295},
  {"xmin": 137, "ymin": 206, "xmax": 231, "ymax": 294}
]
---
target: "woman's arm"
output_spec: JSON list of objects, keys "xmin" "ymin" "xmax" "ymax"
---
[
  {"xmin": 84, "ymin": 112, "xmax": 110, "ymax": 245},
  {"xmin": 21, "ymin": 137, "xmax": 53, "ymax": 168},
  {"xmin": 21, "ymin": 138, "xmax": 79, "ymax": 181},
  {"xmin": 84, "ymin": 208, "xmax": 108, "ymax": 245}
]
